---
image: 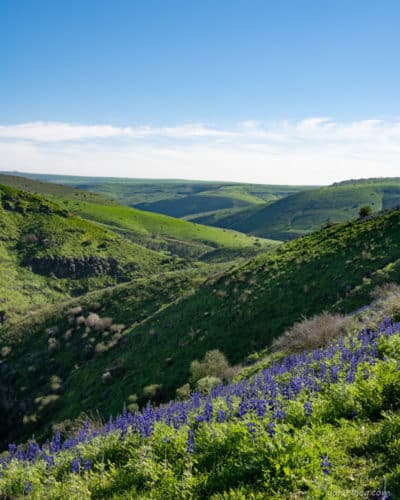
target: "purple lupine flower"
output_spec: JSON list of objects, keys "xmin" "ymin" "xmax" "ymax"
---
[
  {"xmin": 247, "ymin": 421, "xmax": 257, "ymax": 439},
  {"xmin": 321, "ymin": 454, "xmax": 332, "ymax": 475},
  {"xmin": 187, "ymin": 429, "xmax": 195, "ymax": 453},
  {"xmin": 24, "ymin": 481, "xmax": 32, "ymax": 496},
  {"xmin": 267, "ymin": 421, "xmax": 276, "ymax": 437},
  {"xmin": 83, "ymin": 459, "xmax": 92, "ymax": 471},
  {"xmin": 71, "ymin": 457, "xmax": 81, "ymax": 473},
  {"xmin": 304, "ymin": 401, "xmax": 313, "ymax": 418}
]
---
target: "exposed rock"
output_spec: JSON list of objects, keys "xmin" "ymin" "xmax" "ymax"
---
[{"xmin": 25, "ymin": 256, "xmax": 120, "ymax": 278}]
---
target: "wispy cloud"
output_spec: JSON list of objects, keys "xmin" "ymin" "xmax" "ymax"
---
[
  {"xmin": 0, "ymin": 122, "xmax": 231, "ymax": 142},
  {"xmin": 1, "ymin": 118, "xmax": 400, "ymax": 184}
]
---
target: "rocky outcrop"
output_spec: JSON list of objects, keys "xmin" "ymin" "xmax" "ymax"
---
[{"xmin": 26, "ymin": 256, "xmax": 120, "ymax": 278}]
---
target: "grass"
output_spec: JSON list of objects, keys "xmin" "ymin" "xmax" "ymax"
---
[
  {"xmin": 0, "ymin": 175, "xmax": 278, "ymax": 260},
  {"xmin": 0, "ymin": 183, "xmax": 173, "ymax": 319},
  {"xmin": 1, "ymin": 317, "xmax": 400, "ymax": 498},
  {"xmin": 213, "ymin": 178, "xmax": 400, "ymax": 240},
  {"xmin": 1, "ymin": 171, "xmax": 310, "ymax": 224},
  {"xmin": 2, "ymin": 206, "xmax": 400, "ymax": 447}
]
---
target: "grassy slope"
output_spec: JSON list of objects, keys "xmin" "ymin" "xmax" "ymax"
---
[
  {"xmin": 214, "ymin": 178, "xmax": 400, "ymax": 240},
  {"xmin": 2, "ymin": 208, "xmax": 400, "ymax": 445},
  {"xmin": 0, "ymin": 183, "xmax": 169, "ymax": 319},
  {"xmin": 2, "ymin": 314, "xmax": 400, "ymax": 498},
  {"xmin": 0, "ymin": 174, "xmax": 277, "ymax": 260},
  {"xmin": 2, "ymin": 171, "xmax": 311, "ymax": 222}
]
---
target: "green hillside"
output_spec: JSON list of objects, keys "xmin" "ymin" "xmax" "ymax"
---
[
  {"xmin": 2, "ymin": 171, "xmax": 310, "ymax": 224},
  {"xmin": 2, "ymin": 296, "xmax": 400, "ymax": 498},
  {"xmin": 0, "ymin": 183, "xmax": 172, "ymax": 320},
  {"xmin": 214, "ymin": 178, "xmax": 400, "ymax": 240},
  {"xmin": 0, "ymin": 174, "xmax": 278, "ymax": 260},
  {"xmin": 2, "ymin": 206, "xmax": 400, "ymax": 447}
]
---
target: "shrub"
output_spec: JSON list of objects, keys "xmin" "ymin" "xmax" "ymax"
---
[
  {"xmin": 101, "ymin": 371, "xmax": 112, "ymax": 383},
  {"xmin": 273, "ymin": 312, "xmax": 348, "ymax": 352},
  {"xmin": 176, "ymin": 383, "xmax": 191, "ymax": 400},
  {"xmin": 67, "ymin": 306, "xmax": 83, "ymax": 317},
  {"xmin": 49, "ymin": 375, "xmax": 62, "ymax": 392},
  {"xmin": 64, "ymin": 329, "xmax": 73, "ymax": 340},
  {"xmin": 45, "ymin": 326, "xmax": 59, "ymax": 337},
  {"xmin": 75, "ymin": 315, "xmax": 86, "ymax": 327},
  {"xmin": 359, "ymin": 205, "xmax": 372, "ymax": 218},
  {"xmin": 47, "ymin": 337, "xmax": 59, "ymax": 353},
  {"xmin": 94, "ymin": 317, "xmax": 113, "ymax": 332},
  {"xmin": 190, "ymin": 350, "xmax": 232, "ymax": 384},
  {"xmin": 143, "ymin": 384, "xmax": 163, "ymax": 400},
  {"xmin": 196, "ymin": 376, "xmax": 222, "ymax": 393},
  {"xmin": 127, "ymin": 394, "xmax": 139, "ymax": 413},
  {"xmin": 95, "ymin": 342, "xmax": 109, "ymax": 355},
  {"xmin": 86, "ymin": 313, "xmax": 100, "ymax": 329},
  {"xmin": 25, "ymin": 233, "xmax": 38, "ymax": 243},
  {"xmin": 1, "ymin": 346, "xmax": 11, "ymax": 357}
]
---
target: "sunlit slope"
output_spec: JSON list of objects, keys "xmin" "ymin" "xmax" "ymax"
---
[
  {"xmin": 1, "ymin": 171, "xmax": 311, "ymax": 225},
  {"xmin": 215, "ymin": 178, "xmax": 400, "ymax": 240},
  {"xmin": 0, "ymin": 174, "xmax": 279, "ymax": 259},
  {"xmin": 0, "ymin": 183, "xmax": 167, "ymax": 319}
]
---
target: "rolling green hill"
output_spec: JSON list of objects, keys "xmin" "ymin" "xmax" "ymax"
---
[
  {"xmin": 0, "ymin": 183, "xmax": 171, "ymax": 320},
  {"xmin": 212, "ymin": 178, "xmax": 400, "ymax": 240},
  {"xmin": 0, "ymin": 174, "xmax": 278, "ymax": 260},
  {"xmin": 2, "ymin": 205, "xmax": 400, "ymax": 447},
  {"xmin": 2, "ymin": 171, "xmax": 311, "ymax": 225}
]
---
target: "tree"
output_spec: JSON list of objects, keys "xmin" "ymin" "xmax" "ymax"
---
[{"xmin": 359, "ymin": 205, "xmax": 372, "ymax": 218}]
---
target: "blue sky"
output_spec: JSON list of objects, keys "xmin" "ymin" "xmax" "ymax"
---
[{"xmin": 1, "ymin": 0, "xmax": 400, "ymax": 183}]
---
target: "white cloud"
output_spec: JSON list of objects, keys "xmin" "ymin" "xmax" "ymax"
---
[{"xmin": 1, "ymin": 118, "xmax": 400, "ymax": 184}]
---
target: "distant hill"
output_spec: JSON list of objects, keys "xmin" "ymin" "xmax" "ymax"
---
[
  {"xmin": 0, "ymin": 174, "xmax": 278, "ymax": 260},
  {"xmin": 209, "ymin": 178, "xmax": 400, "ymax": 240},
  {"xmin": 1, "ymin": 171, "xmax": 312, "ymax": 223}
]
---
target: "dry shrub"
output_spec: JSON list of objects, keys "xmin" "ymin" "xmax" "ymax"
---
[
  {"xmin": 50, "ymin": 375, "xmax": 62, "ymax": 392},
  {"xmin": 67, "ymin": 306, "xmax": 82, "ymax": 317},
  {"xmin": 46, "ymin": 326, "xmax": 59, "ymax": 337},
  {"xmin": 75, "ymin": 315, "xmax": 86, "ymax": 327},
  {"xmin": 86, "ymin": 313, "xmax": 100, "ymax": 328},
  {"xmin": 101, "ymin": 371, "xmax": 112, "ymax": 383},
  {"xmin": 64, "ymin": 329, "xmax": 74, "ymax": 340},
  {"xmin": 94, "ymin": 317, "xmax": 113, "ymax": 332},
  {"xmin": 35, "ymin": 394, "xmax": 60, "ymax": 411},
  {"xmin": 1, "ymin": 346, "xmax": 11, "ymax": 357},
  {"xmin": 371, "ymin": 282, "xmax": 400, "ymax": 301},
  {"xmin": 48, "ymin": 337, "xmax": 59, "ymax": 353},
  {"xmin": 110, "ymin": 324, "xmax": 124, "ymax": 334},
  {"xmin": 273, "ymin": 312, "xmax": 347, "ymax": 353},
  {"xmin": 95, "ymin": 342, "xmax": 109, "ymax": 354},
  {"xmin": 361, "ymin": 283, "xmax": 400, "ymax": 328}
]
